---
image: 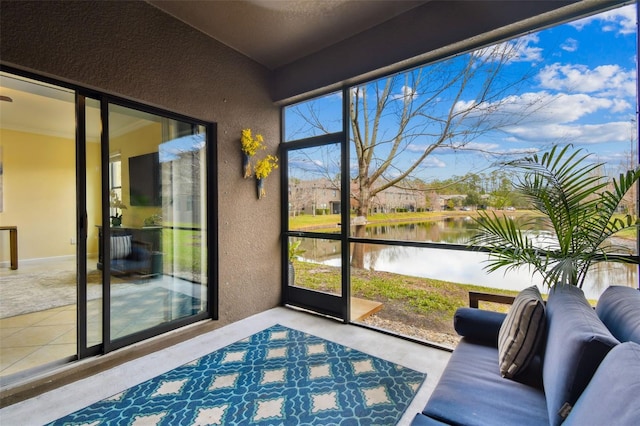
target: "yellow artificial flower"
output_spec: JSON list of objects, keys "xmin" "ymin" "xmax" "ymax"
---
[
  {"xmin": 240, "ymin": 128, "xmax": 265, "ymax": 156},
  {"xmin": 255, "ymin": 155, "xmax": 279, "ymax": 179}
]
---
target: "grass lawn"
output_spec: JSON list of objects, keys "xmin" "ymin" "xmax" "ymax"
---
[
  {"xmin": 162, "ymin": 227, "xmax": 204, "ymax": 274},
  {"xmin": 289, "ymin": 210, "xmax": 480, "ymax": 230},
  {"xmin": 293, "ymin": 260, "xmax": 520, "ymax": 336}
]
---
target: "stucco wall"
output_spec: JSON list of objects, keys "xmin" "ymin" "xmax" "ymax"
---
[{"xmin": 0, "ymin": 0, "xmax": 281, "ymax": 325}]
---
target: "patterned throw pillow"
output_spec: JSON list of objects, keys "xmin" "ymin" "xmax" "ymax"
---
[
  {"xmin": 111, "ymin": 235, "xmax": 132, "ymax": 259},
  {"xmin": 498, "ymin": 285, "xmax": 546, "ymax": 378}
]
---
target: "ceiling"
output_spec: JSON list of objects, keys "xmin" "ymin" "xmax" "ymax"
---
[
  {"xmin": 147, "ymin": 0, "xmax": 429, "ymax": 70},
  {"xmin": 0, "ymin": 73, "xmax": 153, "ymax": 142},
  {"xmin": 2, "ymin": 1, "xmax": 431, "ymax": 140}
]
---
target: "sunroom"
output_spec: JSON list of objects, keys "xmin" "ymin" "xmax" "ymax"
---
[{"xmin": 0, "ymin": 0, "xmax": 638, "ymax": 423}]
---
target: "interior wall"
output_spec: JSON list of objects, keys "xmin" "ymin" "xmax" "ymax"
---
[
  {"xmin": 0, "ymin": 129, "xmax": 76, "ymax": 261},
  {"xmin": 0, "ymin": 0, "xmax": 282, "ymax": 325},
  {"xmin": 86, "ymin": 141, "xmax": 101, "ymax": 256}
]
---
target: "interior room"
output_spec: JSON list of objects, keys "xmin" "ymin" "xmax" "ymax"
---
[{"xmin": 1, "ymin": 1, "xmax": 638, "ymax": 424}]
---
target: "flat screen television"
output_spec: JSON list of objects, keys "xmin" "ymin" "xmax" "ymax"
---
[{"xmin": 129, "ymin": 152, "xmax": 161, "ymax": 206}]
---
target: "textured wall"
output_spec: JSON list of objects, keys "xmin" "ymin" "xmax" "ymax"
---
[{"xmin": 0, "ymin": 0, "xmax": 281, "ymax": 325}]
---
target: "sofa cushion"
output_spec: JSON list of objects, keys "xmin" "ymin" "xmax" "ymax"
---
[
  {"xmin": 596, "ymin": 285, "xmax": 640, "ymax": 344},
  {"xmin": 454, "ymin": 308, "xmax": 506, "ymax": 347},
  {"xmin": 422, "ymin": 339, "xmax": 548, "ymax": 426},
  {"xmin": 543, "ymin": 284, "xmax": 619, "ymax": 426},
  {"xmin": 111, "ymin": 235, "xmax": 132, "ymax": 259},
  {"xmin": 498, "ymin": 286, "xmax": 546, "ymax": 378},
  {"xmin": 564, "ymin": 342, "xmax": 640, "ymax": 425}
]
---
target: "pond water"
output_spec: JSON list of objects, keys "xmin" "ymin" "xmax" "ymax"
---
[{"xmin": 300, "ymin": 217, "xmax": 638, "ymax": 299}]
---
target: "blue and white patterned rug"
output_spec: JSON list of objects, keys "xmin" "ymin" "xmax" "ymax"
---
[{"xmin": 48, "ymin": 324, "xmax": 426, "ymax": 425}]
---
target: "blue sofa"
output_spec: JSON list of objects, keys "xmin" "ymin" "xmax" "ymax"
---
[{"xmin": 411, "ymin": 285, "xmax": 640, "ymax": 426}]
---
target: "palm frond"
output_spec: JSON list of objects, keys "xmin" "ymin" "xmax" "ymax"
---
[{"xmin": 471, "ymin": 145, "xmax": 640, "ymax": 288}]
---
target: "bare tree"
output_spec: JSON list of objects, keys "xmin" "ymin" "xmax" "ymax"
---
[
  {"xmin": 287, "ymin": 40, "xmax": 548, "ymax": 267},
  {"xmin": 348, "ymin": 40, "xmax": 546, "ymax": 267}
]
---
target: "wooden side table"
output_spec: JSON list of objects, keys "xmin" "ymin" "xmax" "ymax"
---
[{"xmin": 0, "ymin": 226, "xmax": 18, "ymax": 270}]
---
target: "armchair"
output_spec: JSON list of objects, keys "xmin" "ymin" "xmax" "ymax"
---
[{"xmin": 110, "ymin": 235, "xmax": 153, "ymax": 276}]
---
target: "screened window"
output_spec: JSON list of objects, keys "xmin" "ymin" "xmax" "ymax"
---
[{"xmin": 282, "ymin": 2, "xmax": 638, "ymax": 346}]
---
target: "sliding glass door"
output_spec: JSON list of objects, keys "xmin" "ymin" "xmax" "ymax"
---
[
  {"xmin": 104, "ymin": 103, "xmax": 209, "ymax": 348},
  {"xmin": 0, "ymin": 69, "xmax": 216, "ymax": 380}
]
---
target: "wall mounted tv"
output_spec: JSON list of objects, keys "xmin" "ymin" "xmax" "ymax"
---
[{"xmin": 129, "ymin": 152, "xmax": 161, "ymax": 206}]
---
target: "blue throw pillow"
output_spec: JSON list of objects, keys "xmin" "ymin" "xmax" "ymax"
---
[
  {"xmin": 542, "ymin": 284, "xmax": 619, "ymax": 426},
  {"xmin": 596, "ymin": 285, "xmax": 640, "ymax": 344}
]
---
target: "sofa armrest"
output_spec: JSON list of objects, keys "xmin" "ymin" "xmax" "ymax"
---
[{"xmin": 454, "ymin": 307, "xmax": 506, "ymax": 347}]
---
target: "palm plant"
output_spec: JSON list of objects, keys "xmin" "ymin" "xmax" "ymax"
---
[{"xmin": 470, "ymin": 145, "xmax": 640, "ymax": 288}]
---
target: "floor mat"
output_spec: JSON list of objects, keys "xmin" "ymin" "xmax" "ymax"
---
[{"xmin": 47, "ymin": 324, "xmax": 427, "ymax": 425}]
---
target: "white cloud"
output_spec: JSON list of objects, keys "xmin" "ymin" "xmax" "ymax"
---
[
  {"xmin": 473, "ymin": 34, "xmax": 543, "ymax": 64},
  {"xmin": 452, "ymin": 88, "xmax": 634, "ymax": 147},
  {"xmin": 448, "ymin": 142, "xmax": 500, "ymax": 152},
  {"xmin": 497, "ymin": 147, "xmax": 540, "ymax": 155},
  {"xmin": 462, "ymin": 91, "xmax": 618, "ymax": 125},
  {"xmin": 537, "ymin": 63, "xmax": 636, "ymax": 98},
  {"xmin": 526, "ymin": 92, "xmax": 614, "ymax": 123},
  {"xmin": 407, "ymin": 143, "xmax": 427, "ymax": 153},
  {"xmin": 612, "ymin": 99, "xmax": 632, "ymax": 113},
  {"xmin": 561, "ymin": 38, "xmax": 578, "ymax": 52},
  {"xmin": 504, "ymin": 121, "xmax": 632, "ymax": 144},
  {"xmin": 570, "ymin": 4, "xmax": 636, "ymax": 35},
  {"xmin": 392, "ymin": 85, "xmax": 419, "ymax": 102},
  {"xmin": 421, "ymin": 156, "xmax": 446, "ymax": 168},
  {"xmin": 453, "ymin": 99, "xmax": 477, "ymax": 113}
]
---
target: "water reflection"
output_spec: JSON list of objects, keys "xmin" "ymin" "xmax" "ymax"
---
[
  {"xmin": 364, "ymin": 217, "xmax": 480, "ymax": 244},
  {"xmin": 358, "ymin": 244, "xmax": 636, "ymax": 300},
  {"xmin": 297, "ymin": 218, "xmax": 638, "ymax": 299}
]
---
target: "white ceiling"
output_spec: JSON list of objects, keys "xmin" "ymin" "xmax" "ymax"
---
[
  {"xmin": 0, "ymin": 73, "xmax": 151, "ymax": 142},
  {"xmin": 147, "ymin": 0, "xmax": 428, "ymax": 69}
]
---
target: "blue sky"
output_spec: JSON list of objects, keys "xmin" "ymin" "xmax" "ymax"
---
[{"xmin": 285, "ymin": 3, "xmax": 637, "ymax": 183}]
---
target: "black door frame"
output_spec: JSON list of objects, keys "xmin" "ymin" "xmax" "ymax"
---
[{"xmin": 281, "ymin": 90, "xmax": 351, "ymax": 321}]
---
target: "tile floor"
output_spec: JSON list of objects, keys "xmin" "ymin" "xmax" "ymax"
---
[
  {"xmin": 0, "ymin": 257, "xmax": 207, "ymax": 380},
  {"xmin": 1, "ymin": 287, "xmax": 205, "ymax": 380},
  {"xmin": 0, "ymin": 305, "xmax": 77, "ymax": 378},
  {"xmin": 0, "ymin": 307, "xmax": 452, "ymax": 425}
]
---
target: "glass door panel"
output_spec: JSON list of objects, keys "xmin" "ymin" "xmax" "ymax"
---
[
  {"xmin": 106, "ymin": 104, "xmax": 207, "ymax": 342},
  {"xmin": 288, "ymin": 236, "xmax": 341, "ymax": 296},
  {"xmin": 286, "ymin": 142, "xmax": 345, "ymax": 319},
  {"xmin": 287, "ymin": 144, "xmax": 342, "ymax": 232},
  {"xmin": 0, "ymin": 72, "xmax": 77, "ymax": 377}
]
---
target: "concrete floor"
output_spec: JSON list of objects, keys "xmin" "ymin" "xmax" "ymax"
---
[{"xmin": 0, "ymin": 306, "xmax": 451, "ymax": 425}]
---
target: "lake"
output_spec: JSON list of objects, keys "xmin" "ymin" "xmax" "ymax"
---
[{"xmin": 298, "ymin": 217, "xmax": 639, "ymax": 299}]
